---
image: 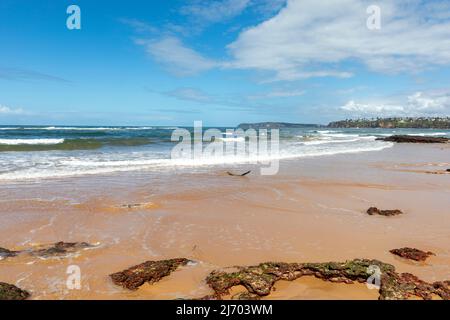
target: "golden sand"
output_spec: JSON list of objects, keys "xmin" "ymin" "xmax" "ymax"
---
[{"xmin": 0, "ymin": 144, "xmax": 449, "ymax": 299}]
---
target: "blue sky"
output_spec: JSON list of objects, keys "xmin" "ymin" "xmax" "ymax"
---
[{"xmin": 1, "ymin": 0, "xmax": 450, "ymax": 126}]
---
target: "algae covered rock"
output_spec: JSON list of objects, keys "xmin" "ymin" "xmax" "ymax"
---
[
  {"xmin": 204, "ymin": 259, "xmax": 449, "ymax": 300},
  {"xmin": 390, "ymin": 248, "xmax": 435, "ymax": 262},
  {"xmin": 110, "ymin": 258, "xmax": 192, "ymax": 290},
  {"xmin": 0, "ymin": 282, "xmax": 30, "ymax": 300},
  {"xmin": 367, "ymin": 207, "xmax": 403, "ymax": 216},
  {"xmin": 376, "ymin": 135, "xmax": 449, "ymax": 143}
]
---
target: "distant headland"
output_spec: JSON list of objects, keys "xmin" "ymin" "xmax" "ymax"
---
[
  {"xmin": 238, "ymin": 117, "xmax": 450, "ymax": 129},
  {"xmin": 327, "ymin": 117, "xmax": 450, "ymax": 129},
  {"xmin": 237, "ymin": 122, "xmax": 321, "ymax": 129}
]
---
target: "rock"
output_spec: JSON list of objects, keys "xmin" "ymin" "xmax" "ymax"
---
[
  {"xmin": 367, "ymin": 207, "xmax": 403, "ymax": 216},
  {"xmin": 0, "ymin": 282, "xmax": 30, "ymax": 300},
  {"xmin": 0, "ymin": 247, "xmax": 19, "ymax": 259},
  {"xmin": 30, "ymin": 242, "xmax": 95, "ymax": 258},
  {"xmin": 202, "ymin": 259, "xmax": 449, "ymax": 300},
  {"xmin": 390, "ymin": 248, "xmax": 435, "ymax": 262},
  {"xmin": 1, "ymin": 242, "xmax": 97, "ymax": 260},
  {"xmin": 376, "ymin": 135, "xmax": 449, "ymax": 143},
  {"xmin": 447, "ymin": 169, "xmax": 450, "ymax": 172},
  {"xmin": 110, "ymin": 258, "xmax": 192, "ymax": 290}
]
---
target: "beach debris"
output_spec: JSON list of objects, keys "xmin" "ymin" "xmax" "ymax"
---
[
  {"xmin": 0, "ymin": 282, "xmax": 30, "ymax": 300},
  {"xmin": 0, "ymin": 242, "xmax": 97, "ymax": 260},
  {"xmin": 227, "ymin": 170, "xmax": 251, "ymax": 177},
  {"xmin": 367, "ymin": 207, "xmax": 403, "ymax": 216},
  {"xmin": 202, "ymin": 259, "xmax": 450, "ymax": 300},
  {"xmin": 376, "ymin": 135, "xmax": 449, "ymax": 143},
  {"xmin": 117, "ymin": 202, "xmax": 157, "ymax": 210},
  {"xmin": 110, "ymin": 258, "xmax": 192, "ymax": 290},
  {"xmin": 390, "ymin": 247, "xmax": 435, "ymax": 262}
]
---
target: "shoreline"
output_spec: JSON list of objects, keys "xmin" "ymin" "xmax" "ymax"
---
[{"xmin": 0, "ymin": 143, "xmax": 449, "ymax": 299}]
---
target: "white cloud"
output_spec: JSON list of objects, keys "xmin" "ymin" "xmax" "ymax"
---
[
  {"xmin": 407, "ymin": 91, "xmax": 449, "ymax": 112},
  {"xmin": 249, "ymin": 88, "xmax": 306, "ymax": 99},
  {"xmin": 137, "ymin": 36, "xmax": 219, "ymax": 76},
  {"xmin": 0, "ymin": 105, "xmax": 24, "ymax": 115},
  {"xmin": 180, "ymin": 0, "xmax": 251, "ymax": 24},
  {"xmin": 227, "ymin": 0, "xmax": 450, "ymax": 81},
  {"xmin": 119, "ymin": 18, "xmax": 158, "ymax": 33},
  {"xmin": 340, "ymin": 90, "xmax": 450, "ymax": 117},
  {"xmin": 341, "ymin": 100, "xmax": 405, "ymax": 115}
]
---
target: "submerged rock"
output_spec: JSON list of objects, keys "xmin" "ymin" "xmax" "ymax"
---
[
  {"xmin": 110, "ymin": 258, "xmax": 192, "ymax": 290},
  {"xmin": 0, "ymin": 247, "xmax": 19, "ymax": 259},
  {"xmin": 367, "ymin": 207, "xmax": 403, "ymax": 216},
  {"xmin": 0, "ymin": 282, "xmax": 30, "ymax": 300},
  {"xmin": 376, "ymin": 135, "xmax": 449, "ymax": 143},
  {"xmin": 203, "ymin": 259, "xmax": 449, "ymax": 300},
  {"xmin": 0, "ymin": 242, "xmax": 97, "ymax": 260},
  {"xmin": 29, "ymin": 242, "xmax": 95, "ymax": 258},
  {"xmin": 390, "ymin": 247, "xmax": 435, "ymax": 262}
]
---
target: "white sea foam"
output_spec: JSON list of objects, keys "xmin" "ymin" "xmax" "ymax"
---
[
  {"xmin": 0, "ymin": 141, "xmax": 394, "ymax": 181},
  {"xmin": 0, "ymin": 126, "xmax": 156, "ymax": 131},
  {"xmin": 407, "ymin": 132, "xmax": 447, "ymax": 136},
  {"xmin": 0, "ymin": 138, "xmax": 65, "ymax": 145},
  {"xmin": 220, "ymin": 137, "xmax": 245, "ymax": 142}
]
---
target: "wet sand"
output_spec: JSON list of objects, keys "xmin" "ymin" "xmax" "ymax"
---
[{"xmin": 0, "ymin": 143, "xmax": 449, "ymax": 299}]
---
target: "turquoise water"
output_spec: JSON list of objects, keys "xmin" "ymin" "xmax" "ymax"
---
[{"xmin": 0, "ymin": 125, "xmax": 448, "ymax": 181}]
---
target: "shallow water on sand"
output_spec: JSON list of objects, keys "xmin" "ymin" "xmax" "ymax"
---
[{"xmin": 0, "ymin": 143, "xmax": 449, "ymax": 299}]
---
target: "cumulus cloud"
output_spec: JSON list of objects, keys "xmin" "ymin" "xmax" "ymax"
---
[
  {"xmin": 0, "ymin": 105, "xmax": 24, "ymax": 115},
  {"xmin": 341, "ymin": 100, "xmax": 405, "ymax": 115},
  {"xmin": 227, "ymin": 0, "xmax": 450, "ymax": 81},
  {"xmin": 137, "ymin": 36, "xmax": 219, "ymax": 76},
  {"xmin": 340, "ymin": 90, "xmax": 450, "ymax": 117}
]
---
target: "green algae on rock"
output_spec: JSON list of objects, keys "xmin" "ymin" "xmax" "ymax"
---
[
  {"xmin": 204, "ymin": 259, "xmax": 449, "ymax": 300},
  {"xmin": 0, "ymin": 282, "xmax": 30, "ymax": 300},
  {"xmin": 110, "ymin": 258, "xmax": 192, "ymax": 290},
  {"xmin": 390, "ymin": 247, "xmax": 435, "ymax": 262}
]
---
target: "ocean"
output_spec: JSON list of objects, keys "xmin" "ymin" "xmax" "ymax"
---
[{"xmin": 0, "ymin": 125, "xmax": 449, "ymax": 181}]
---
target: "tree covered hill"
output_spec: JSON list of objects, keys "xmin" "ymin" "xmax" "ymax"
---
[{"xmin": 328, "ymin": 117, "xmax": 450, "ymax": 129}]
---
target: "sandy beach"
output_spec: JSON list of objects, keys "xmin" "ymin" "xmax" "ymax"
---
[{"xmin": 0, "ymin": 142, "xmax": 449, "ymax": 299}]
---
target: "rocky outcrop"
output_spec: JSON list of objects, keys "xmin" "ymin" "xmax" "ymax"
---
[
  {"xmin": 203, "ymin": 259, "xmax": 449, "ymax": 300},
  {"xmin": 110, "ymin": 258, "xmax": 192, "ymax": 290},
  {"xmin": 0, "ymin": 283, "xmax": 30, "ymax": 300},
  {"xmin": 0, "ymin": 242, "xmax": 97, "ymax": 260},
  {"xmin": 376, "ymin": 135, "xmax": 449, "ymax": 143},
  {"xmin": 367, "ymin": 207, "xmax": 403, "ymax": 216},
  {"xmin": 390, "ymin": 248, "xmax": 435, "ymax": 262}
]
